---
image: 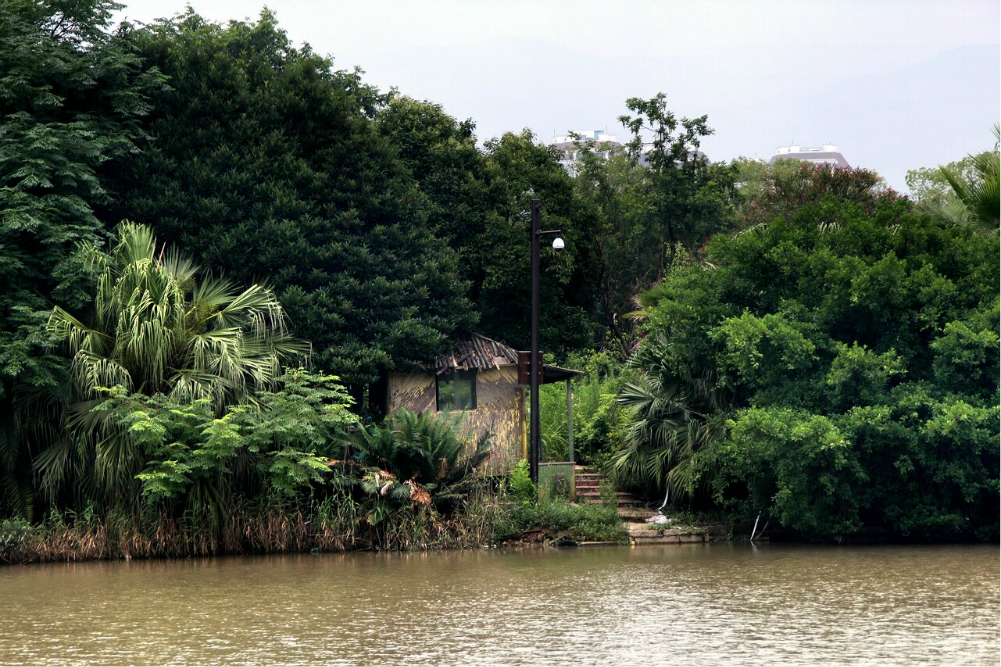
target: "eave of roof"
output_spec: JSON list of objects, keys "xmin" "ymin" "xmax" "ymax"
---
[
  {"xmin": 431, "ymin": 332, "xmax": 583, "ymax": 383},
  {"xmin": 540, "ymin": 364, "xmax": 583, "ymax": 383},
  {"xmin": 432, "ymin": 332, "xmax": 518, "ymax": 373}
]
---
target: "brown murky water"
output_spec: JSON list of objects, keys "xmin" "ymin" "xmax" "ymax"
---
[{"xmin": 1, "ymin": 543, "xmax": 998, "ymax": 665}]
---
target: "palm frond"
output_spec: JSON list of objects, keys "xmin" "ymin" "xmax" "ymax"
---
[
  {"xmin": 609, "ymin": 333, "xmax": 732, "ymax": 502},
  {"xmin": 38, "ymin": 222, "xmax": 310, "ymax": 508}
]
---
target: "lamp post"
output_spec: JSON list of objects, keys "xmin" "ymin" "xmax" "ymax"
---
[{"xmin": 530, "ymin": 199, "xmax": 563, "ymax": 485}]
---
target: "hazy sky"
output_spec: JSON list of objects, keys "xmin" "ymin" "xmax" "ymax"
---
[{"xmin": 114, "ymin": 0, "xmax": 1000, "ymax": 191}]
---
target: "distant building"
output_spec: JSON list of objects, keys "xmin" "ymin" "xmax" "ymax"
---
[
  {"xmin": 769, "ymin": 144, "xmax": 849, "ymax": 167},
  {"xmin": 551, "ymin": 129, "xmax": 712, "ymax": 173},
  {"xmin": 551, "ymin": 130, "xmax": 622, "ymax": 174}
]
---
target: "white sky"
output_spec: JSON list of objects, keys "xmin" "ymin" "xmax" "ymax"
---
[{"xmin": 114, "ymin": 0, "xmax": 1001, "ymax": 190}]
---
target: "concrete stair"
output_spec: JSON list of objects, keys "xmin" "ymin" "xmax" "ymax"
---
[
  {"xmin": 626, "ymin": 523, "xmax": 710, "ymax": 545},
  {"xmin": 573, "ymin": 466, "xmax": 646, "ymax": 512},
  {"xmin": 572, "ymin": 466, "xmax": 725, "ymax": 546}
]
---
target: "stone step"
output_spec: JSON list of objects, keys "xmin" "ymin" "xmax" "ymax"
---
[
  {"xmin": 571, "ymin": 469, "xmax": 652, "ymax": 511},
  {"xmin": 626, "ymin": 524, "xmax": 706, "ymax": 536},
  {"xmin": 630, "ymin": 532, "xmax": 708, "ymax": 545},
  {"xmin": 626, "ymin": 523, "xmax": 709, "ymax": 544},
  {"xmin": 576, "ymin": 489, "xmax": 637, "ymax": 495},
  {"xmin": 617, "ymin": 507, "xmax": 657, "ymax": 520},
  {"xmin": 578, "ymin": 497, "xmax": 647, "ymax": 507}
]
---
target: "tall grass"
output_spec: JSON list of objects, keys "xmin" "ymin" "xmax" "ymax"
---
[
  {"xmin": 0, "ymin": 488, "xmax": 514, "ymax": 565},
  {"xmin": 1, "ymin": 481, "xmax": 630, "ymax": 564}
]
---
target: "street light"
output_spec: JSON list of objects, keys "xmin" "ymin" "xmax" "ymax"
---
[{"xmin": 530, "ymin": 199, "xmax": 563, "ymax": 485}]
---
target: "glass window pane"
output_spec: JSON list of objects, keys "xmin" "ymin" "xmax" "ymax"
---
[
  {"xmin": 457, "ymin": 379, "xmax": 471, "ymax": 410},
  {"xmin": 437, "ymin": 375, "xmax": 454, "ymax": 411},
  {"xmin": 436, "ymin": 370, "xmax": 476, "ymax": 411}
]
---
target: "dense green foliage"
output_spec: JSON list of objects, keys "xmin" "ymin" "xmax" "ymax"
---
[
  {"xmin": 92, "ymin": 370, "xmax": 353, "ymax": 515},
  {"xmin": 622, "ymin": 164, "xmax": 999, "ymax": 539},
  {"xmin": 618, "ymin": 94, "xmax": 738, "ymax": 256},
  {"xmin": 36, "ymin": 222, "xmax": 307, "ymax": 510},
  {"xmin": 539, "ymin": 351, "xmax": 629, "ymax": 468},
  {"xmin": 1, "ymin": 0, "xmax": 995, "ymax": 553},
  {"xmin": 568, "ymin": 143, "xmax": 651, "ymax": 355},
  {"xmin": 100, "ymin": 13, "xmax": 474, "ymax": 385},
  {"xmin": 608, "ymin": 329, "xmax": 731, "ymax": 506},
  {"xmin": 0, "ymin": 0, "xmax": 164, "ymax": 519},
  {"xmin": 379, "ymin": 98, "xmax": 603, "ymax": 353},
  {"xmin": 566, "ymin": 97, "xmax": 739, "ymax": 355},
  {"xmin": 495, "ymin": 496, "xmax": 626, "ymax": 544}
]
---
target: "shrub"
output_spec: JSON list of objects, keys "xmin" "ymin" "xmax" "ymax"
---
[
  {"xmin": 505, "ymin": 497, "xmax": 626, "ymax": 543},
  {"xmin": 508, "ymin": 459, "xmax": 536, "ymax": 504}
]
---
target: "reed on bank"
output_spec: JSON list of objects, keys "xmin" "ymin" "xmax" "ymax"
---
[
  {"xmin": 0, "ymin": 490, "xmax": 509, "ymax": 564},
  {"xmin": 0, "ymin": 482, "xmax": 629, "ymax": 564}
]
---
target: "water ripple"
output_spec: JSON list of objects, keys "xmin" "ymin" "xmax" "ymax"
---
[{"xmin": 1, "ymin": 544, "xmax": 997, "ymax": 665}]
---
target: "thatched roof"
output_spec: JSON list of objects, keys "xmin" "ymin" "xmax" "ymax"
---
[
  {"xmin": 432, "ymin": 332, "xmax": 582, "ymax": 383},
  {"xmin": 433, "ymin": 333, "xmax": 517, "ymax": 374}
]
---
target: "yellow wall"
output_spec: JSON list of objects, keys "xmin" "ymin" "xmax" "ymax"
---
[{"xmin": 388, "ymin": 368, "xmax": 525, "ymax": 475}]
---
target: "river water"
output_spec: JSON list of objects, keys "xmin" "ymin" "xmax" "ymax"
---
[{"xmin": 1, "ymin": 543, "xmax": 997, "ymax": 665}]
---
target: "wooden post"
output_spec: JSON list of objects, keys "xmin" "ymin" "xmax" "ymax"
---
[{"xmin": 566, "ymin": 378, "xmax": 574, "ymax": 464}]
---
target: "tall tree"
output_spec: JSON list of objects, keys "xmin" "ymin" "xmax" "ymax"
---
[
  {"xmin": 569, "ymin": 138, "xmax": 651, "ymax": 356},
  {"xmin": 377, "ymin": 96, "xmax": 490, "ymax": 254},
  {"xmin": 101, "ymin": 11, "xmax": 474, "ymax": 387},
  {"xmin": 563, "ymin": 96, "xmax": 738, "ymax": 357},
  {"xmin": 618, "ymin": 93, "xmax": 738, "ymax": 268},
  {"xmin": 379, "ymin": 100, "xmax": 602, "ymax": 355},
  {"xmin": 476, "ymin": 131, "xmax": 602, "ymax": 353},
  {"xmin": 0, "ymin": 0, "xmax": 164, "ymax": 518}
]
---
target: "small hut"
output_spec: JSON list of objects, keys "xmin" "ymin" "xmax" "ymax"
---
[{"xmin": 376, "ymin": 333, "xmax": 580, "ymax": 475}]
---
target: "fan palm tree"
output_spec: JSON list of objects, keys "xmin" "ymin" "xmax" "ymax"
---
[
  {"xmin": 49, "ymin": 222, "xmax": 306, "ymax": 404},
  {"xmin": 932, "ymin": 125, "xmax": 1000, "ymax": 231},
  {"xmin": 38, "ymin": 222, "xmax": 308, "ymax": 506},
  {"xmin": 609, "ymin": 334, "xmax": 732, "ymax": 505}
]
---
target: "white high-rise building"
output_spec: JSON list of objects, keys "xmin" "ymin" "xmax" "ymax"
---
[
  {"xmin": 770, "ymin": 144, "xmax": 849, "ymax": 167},
  {"xmin": 551, "ymin": 130, "xmax": 622, "ymax": 174}
]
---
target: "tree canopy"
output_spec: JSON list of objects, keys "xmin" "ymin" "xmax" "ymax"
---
[
  {"xmin": 101, "ymin": 12, "xmax": 474, "ymax": 385},
  {"xmin": 378, "ymin": 98, "xmax": 603, "ymax": 354},
  {"xmin": 0, "ymin": 0, "xmax": 164, "ymax": 518},
  {"xmin": 625, "ymin": 165, "xmax": 999, "ymax": 539}
]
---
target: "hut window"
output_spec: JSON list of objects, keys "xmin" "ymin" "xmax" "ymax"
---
[{"xmin": 436, "ymin": 370, "xmax": 477, "ymax": 411}]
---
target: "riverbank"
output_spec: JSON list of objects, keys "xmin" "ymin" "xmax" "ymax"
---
[
  {"xmin": 7, "ymin": 499, "xmax": 985, "ymax": 565},
  {"xmin": 0, "ymin": 494, "xmax": 629, "ymax": 565}
]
